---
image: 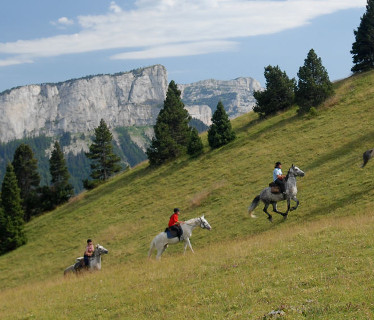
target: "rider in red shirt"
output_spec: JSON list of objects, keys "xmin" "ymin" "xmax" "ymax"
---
[
  {"xmin": 168, "ymin": 208, "xmax": 184, "ymax": 239},
  {"xmin": 169, "ymin": 208, "xmax": 181, "ymax": 227}
]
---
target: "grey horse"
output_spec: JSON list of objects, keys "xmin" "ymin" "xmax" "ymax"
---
[
  {"xmin": 362, "ymin": 149, "xmax": 374, "ymax": 168},
  {"xmin": 248, "ymin": 165, "xmax": 305, "ymax": 222},
  {"xmin": 64, "ymin": 244, "xmax": 109, "ymax": 275}
]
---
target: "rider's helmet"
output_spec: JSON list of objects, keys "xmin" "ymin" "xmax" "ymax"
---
[
  {"xmin": 275, "ymin": 161, "xmax": 282, "ymax": 168},
  {"xmin": 174, "ymin": 208, "xmax": 180, "ymax": 213}
]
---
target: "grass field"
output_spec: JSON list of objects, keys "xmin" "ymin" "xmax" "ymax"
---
[{"xmin": 1, "ymin": 71, "xmax": 374, "ymax": 319}]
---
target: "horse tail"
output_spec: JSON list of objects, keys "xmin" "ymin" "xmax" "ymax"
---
[
  {"xmin": 148, "ymin": 238, "xmax": 156, "ymax": 258},
  {"xmin": 248, "ymin": 195, "xmax": 261, "ymax": 218}
]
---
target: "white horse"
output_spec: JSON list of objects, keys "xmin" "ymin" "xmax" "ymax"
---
[
  {"xmin": 148, "ymin": 216, "xmax": 212, "ymax": 260},
  {"xmin": 64, "ymin": 244, "xmax": 109, "ymax": 275}
]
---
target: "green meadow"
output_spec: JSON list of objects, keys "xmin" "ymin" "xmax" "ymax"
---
[{"xmin": 1, "ymin": 71, "xmax": 374, "ymax": 319}]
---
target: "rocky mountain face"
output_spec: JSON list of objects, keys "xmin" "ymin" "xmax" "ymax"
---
[
  {"xmin": 0, "ymin": 64, "xmax": 261, "ymax": 145},
  {"xmin": 180, "ymin": 77, "xmax": 262, "ymax": 120},
  {"xmin": 0, "ymin": 65, "xmax": 261, "ymax": 192},
  {"xmin": 0, "ymin": 65, "xmax": 168, "ymax": 144}
]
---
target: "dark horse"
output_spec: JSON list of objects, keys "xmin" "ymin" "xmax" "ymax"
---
[
  {"xmin": 362, "ymin": 149, "xmax": 374, "ymax": 168},
  {"xmin": 248, "ymin": 165, "xmax": 305, "ymax": 222}
]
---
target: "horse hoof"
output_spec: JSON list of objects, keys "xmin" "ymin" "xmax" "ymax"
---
[
  {"xmin": 283, "ymin": 214, "xmax": 288, "ymax": 220},
  {"xmin": 267, "ymin": 216, "xmax": 273, "ymax": 223}
]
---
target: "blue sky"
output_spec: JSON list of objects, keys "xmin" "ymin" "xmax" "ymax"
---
[{"xmin": 0, "ymin": 0, "xmax": 366, "ymax": 93}]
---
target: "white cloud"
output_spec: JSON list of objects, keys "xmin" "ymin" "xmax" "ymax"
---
[
  {"xmin": 0, "ymin": 0, "xmax": 366, "ymax": 66},
  {"xmin": 109, "ymin": 1, "xmax": 122, "ymax": 13},
  {"xmin": 50, "ymin": 17, "xmax": 74, "ymax": 28},
  {"xmin": 111, "ymin": 40, "xmax": 239, "ymax": 59},
  {"xmin": 0, "ymin": 57, "xmax": 33, "ymax": 67}
]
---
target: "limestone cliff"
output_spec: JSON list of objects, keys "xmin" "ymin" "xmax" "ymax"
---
[
  {"xmin": 180, "ymin": 77, "xmax": 262, "ymax": 119},
  {"xmin": 0, "ymin": 65, "xmax": 261, "ymax": 146},
  {"xmin": 0, "ymin": 65, "xmax": 168, "ymax": 143}
]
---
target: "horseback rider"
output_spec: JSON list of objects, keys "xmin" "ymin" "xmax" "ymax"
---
[
  {"xmin": 168, "ymin": 208, "xmax": 184, "ymax": 240},
  {"xmin": 273, "ymin": 162, "xmax": 287, "ymax": 199},
  {"xmin": 83, "ymin": 239, "xmax": 95, "ymax": 268}
]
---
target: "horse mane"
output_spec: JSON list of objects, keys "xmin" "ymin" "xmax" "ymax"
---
[
  {"xmin": 184, "ymin": 217, "xmax": 200, "ymax": 225},
  {"xmin": 285, "ymin": 165, "xmax": 296, "ymax": 181}
]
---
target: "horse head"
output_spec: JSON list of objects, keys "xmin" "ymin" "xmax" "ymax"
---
[
  {"xmin": 199, "ymin": 215, "xmax": 212, "ymax": 231},
  {"xmin": 95, "ymin": 244, "xmax": 109, "ymax": 255},
  {"xmin": 289, "ymin": 164, "xmax": 305, "ymax": 177}
]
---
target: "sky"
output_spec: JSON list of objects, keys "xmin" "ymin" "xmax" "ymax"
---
[{"xmin": 0, "ymin": 0, "xmax": 367, "ymax": 93}]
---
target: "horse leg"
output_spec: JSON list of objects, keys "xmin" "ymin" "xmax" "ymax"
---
[
  {"xmin": 272, "ymin": 202, "xmax": 287, "ymax": 217},
  {"xmin": 148, "ymin": 241, "xmax": 155, "ymax": 259},
  {"xmin": 184, "ymin": 238, "xmax": 194, "ymax": 254},
  {"xmin": 156, "ymin": 243, "xmax": 167, "ymax": 260},
  {"xmin": 263, "ymin": 203, "xmax": 273, "ymax": 222},
  {"xmin": 290, "ymin": 196, "xmax": 299, "ymax": 211}
]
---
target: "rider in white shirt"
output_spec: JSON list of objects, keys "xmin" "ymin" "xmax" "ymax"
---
[{"xmin": 273, "ymin": 162, "xmax": 287, "ymax": 198}]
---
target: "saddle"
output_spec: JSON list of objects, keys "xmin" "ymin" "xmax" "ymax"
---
[
  {"xmin": 165, "ymin": 225, "xmax": 183, "ymax": 240},
  {"xmin": 269, "ymin": 181, "xmax": 281, "ymax": 194},
  {"xmin": 73, "ymin": 255, "xmax": 94, "ymax": 271}
]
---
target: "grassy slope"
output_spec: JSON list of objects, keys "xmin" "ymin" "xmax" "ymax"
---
[{"xmin": 1, "ymin": 72, "xmax": 374, "ymax": 319}]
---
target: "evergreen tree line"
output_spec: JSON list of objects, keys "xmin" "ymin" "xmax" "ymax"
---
[
  {"xmin": 253, "ymin": 48, "xmax": 334, "ymax": 117},
  {"xmin": 147, "ymin": 80, "xmax": 235, "ymax": 166},
  {"xmin": 0, "ymin": 120, "xmax": 123, "ymax": 255},
  {"xmin": 0, "ymin": 142, "xmax": 73, "ymax": 254},
  {"xmin": 254, "ymin": 2, "xmax": 374, "ymax": 118}
]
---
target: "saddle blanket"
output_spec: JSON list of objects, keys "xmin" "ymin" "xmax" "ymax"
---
[{"xmin": 166, "ymin": 230, "xmax": 177, "ymax": 239}]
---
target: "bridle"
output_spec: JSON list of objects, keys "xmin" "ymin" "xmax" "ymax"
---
[
  {"xmin": 199, "ymin": 218, "xmax": 210, "ymax": 230},
  {"xmin": 185, "ymin": 217, "xmax": 210, "ymax": 230}
]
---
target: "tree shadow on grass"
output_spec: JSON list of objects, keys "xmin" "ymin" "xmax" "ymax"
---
[
  {"xmin": 236, "ymin": 113, "xmax": 300, "ymax": 141},
  {"xmin": 300, "ymin": 188, "xmax": 373, "ymax": 222},
  {"xmin": 304, "ymin": 130, "xmax": 374, "ymax": 172}
]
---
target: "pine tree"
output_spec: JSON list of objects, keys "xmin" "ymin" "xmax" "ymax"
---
[
  {"xmin": 187, "ymin": 128, "xmax": 204, "ymax": 157},
  {"xmin": 49, "ymin": 141, "xmax": 73, "ymax": 205},
  {"xmin": 146, "ymin": 81, "xmax": 192, "ymax": 166},
  {"xmin": 253, "ymin": 65, "xmax": 296, "ymax": 117},
  {"xmin": 351, "ymin": 0, "xmax": 374, "ymax": 73},
  {"xmin": 295, "ymin": 49, "xmax": 334, "ymax": 113},
  {"xmin": 12, "ymin": 144, "xmax": 41, "ymax": 221},
  {"xmin": 85, "ymin": 119, "xmax": 121, "ymax": 182},
  {"xmin": 0, "ymin": 162, "xmax": 26, "ymax": 254},
  {"xmin": 208, "ymin": 101, "xmax": 236, "ymax": 149}
]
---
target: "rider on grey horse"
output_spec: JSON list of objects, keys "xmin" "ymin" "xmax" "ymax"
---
[{"xmin": 273, "ymin": 162, "xmax": 287, "ymax": 199}]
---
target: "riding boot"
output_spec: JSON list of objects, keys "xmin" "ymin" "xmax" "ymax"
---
[{"xmin": 282, "ymin": 192, "xmax": 287, "ymax": 200}]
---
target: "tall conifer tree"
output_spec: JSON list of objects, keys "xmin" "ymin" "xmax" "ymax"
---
[
  {"xmin": 85, "ymin": 119, "xmax": 121, "ymax": 182},
  {"xmin": 187, "ymin": 127, "xmax": 204, "ymax": 157},
  {"xmin": 295, "ymin": 49, "xmax": 334, "ymax": 113},
  {"xmin": 253, "ymin": 65, "xmax": 295, "ymax": 117},
  {"xmin": 0, "ymin": 162, "xmax": 26, "ymax": 254},
  {"xmin": 351, "ymin": 0, "xmax": 374, "ymax": 73},
  {"xmin": 146, "ymin": 80, "xmax": 192, "ymax": 166},
  {"xmin": 208, "ymin": 101, "xmax": 236, "ymax": 149},
  {"xmin": 49, "ymin": 141, "xmax": 74, "ymax": 205},
  {"xmin": 12, "ymin": 144, "xmax": 41, "ymax": 221}
]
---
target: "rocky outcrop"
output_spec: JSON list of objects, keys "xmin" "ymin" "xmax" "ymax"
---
[
  {"xmin": 0, "ymin": 65, "xmax": 168, "ymax": 143},
  {"xmin": 180, "ymin": 77, "xmax": 262, "ymax": 120},
  {"xmin": 0, "ymin": 65, "xmax": 262, "ymax": 146}
]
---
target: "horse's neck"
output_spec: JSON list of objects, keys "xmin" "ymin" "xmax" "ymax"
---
[
  {"xmin": 286, "ymin": 173, "xmax": 297, "ymax": 187},
  {"xmin": 91, "ymin": 252, "xmax": 101, "ymax": 266},
  {"xmin": 92, "ymin": 251, "xmax": 101, "ymax": 261},
  {"xmin": 183, "ymin": 218, "xmax": 199, "ymax": 233}
]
